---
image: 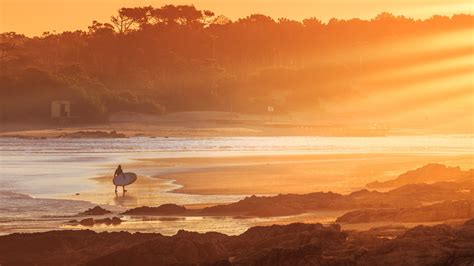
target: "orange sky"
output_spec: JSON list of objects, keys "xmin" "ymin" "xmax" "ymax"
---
[{"xmin": 1, "ymin": 0, "xmax": 473, "ymax": 36}]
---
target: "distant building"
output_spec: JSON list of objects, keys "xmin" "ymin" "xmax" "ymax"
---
[{"xmin": 51, "ymin": 101, "xmax": 71, "ymax": 119}]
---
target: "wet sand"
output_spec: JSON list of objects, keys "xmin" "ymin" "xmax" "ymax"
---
[
  {"xmin": 3, "ymin": 133, "xmax": 471, "ymax": 236},
  {"xmin": 49, "ymin": 151, "xmax": 473, "ymax": 211},
  {"xmin": 142, "ymin": 153, "xmax": 473, "ymax": 195},
  {"xmin": 86, "ymin": 175, "xmax": 175, "ymax": 208},
  {"xmin": 3, "ymin": 152, "xmax": 472, "ymax": 236}
]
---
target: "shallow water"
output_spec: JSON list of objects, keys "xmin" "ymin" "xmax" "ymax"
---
[
  {"xmin": 2, "ymin": 135, "xmax": 472, "ymax": 195},
  {"xmin": 0, "ymin": 135, "xmax": 473, "ymax": 235}
]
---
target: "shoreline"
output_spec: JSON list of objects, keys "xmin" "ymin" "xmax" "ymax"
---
[
  {"xmin": 145, "ymin": 153, "xmax": 473, "ymax": 196},
  {"xmin": 2, "ymin": 219, "xmax": 473, "ymax": 265},
  {"xmin": 1, "ymin": 158, "xmax": 472, "ymax": 236},
  {"xmin": 42, "ymin": 152, "xmax": 473, "ymax": 205},
  {"xmin": 1, "ymin": 134, "xmax": 473, "ymax": 237},
  {"xmin": 2, "ymin": 127, "xmax": 473, "ymax": 139},
  {"xmin": 3, "ymin": 113, "xmax": 472, "ymax": 138}
]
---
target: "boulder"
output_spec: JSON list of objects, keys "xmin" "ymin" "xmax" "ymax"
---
[
  {"xmin": 78, "ymin": 206, "xmax": 112, "ymax": 216},
  {"xmin": 79, "ymin": 218, "xmax": 94, "ymax": 227},
  {"xmin": 122, "ymin": 204, "xmax": 186, "ymax": 215}
]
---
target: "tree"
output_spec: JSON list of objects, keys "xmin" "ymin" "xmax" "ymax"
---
[
  {"xmin": 88, "ymin": 20, "xmax": 115, "ymax": 35},
  {"xmin": 150, "ymin": 5, "xmax": 214, "ymax": 27},
  {"xmin": 111, "ymin": 7, "xmax": 154, "ymax": 34},
  {"xmin": 0, "ymin": 42, "xmax": 14, "ymax": 75}
]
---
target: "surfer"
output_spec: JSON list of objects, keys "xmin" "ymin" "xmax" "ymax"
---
[{"xmin": 114, "ymin": 165, "xmax": 127, "ymax": 193}]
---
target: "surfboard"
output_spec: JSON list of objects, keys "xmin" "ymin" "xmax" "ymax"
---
[{"xmin": 113, "ymin": 172, "xmax": 137, "ymax": 186}]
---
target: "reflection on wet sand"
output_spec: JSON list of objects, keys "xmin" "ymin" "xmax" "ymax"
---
[
  {"xmin": 113, "ymin": 192, "xmax": 138, "ymax": 207},
  {"xmin": 60, "ymin": 173, "xmax": 244, "ymax": 209},
  {"xmin": 55, "ymin": 153, "xmax": 473, "ymax": 210}
]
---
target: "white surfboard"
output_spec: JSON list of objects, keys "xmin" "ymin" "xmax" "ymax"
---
[{"xmin": 113, "ymin": 172, "xmax": 137, "ymax": 186}]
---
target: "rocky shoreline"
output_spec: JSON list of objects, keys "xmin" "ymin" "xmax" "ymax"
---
[
  {"xmin": 336, "ymin": 200, "xmax": 474, "ymax": 223},
  {"xmin": 62, "ymin": 164, "xmax": 473, "ymax": 230},
  {"xmin": 1, "ymin": 130, "xmax": 127, "ymax": 139},
  {"xmin": 1, "ymin": 219, "xmax": 473, "ymax": 265},
  {"xmin": 118, "ymin": 180, "xmax": 472, "ymax": 218},
  {"xmin": 1, "ymin": 162, "xmax": 472, "ymax": 265}
]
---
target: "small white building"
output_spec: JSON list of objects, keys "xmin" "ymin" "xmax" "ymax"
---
[{"xmin": 51, "ymin": 101, "xmax": 71, "ymax": 119}]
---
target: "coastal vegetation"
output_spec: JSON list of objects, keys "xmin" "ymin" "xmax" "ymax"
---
[{"xmin": 1, "ymin": 5, "xmax": 471, "ymax": 122}]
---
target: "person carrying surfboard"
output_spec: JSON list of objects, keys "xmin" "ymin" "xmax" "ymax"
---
[
  {"xmin": 114, "ymin": 165, "xmax": 126, "ymax": 193},
  {"xmin": 113, "ymin": 165, "xmax": 138, "ymax": 193}
]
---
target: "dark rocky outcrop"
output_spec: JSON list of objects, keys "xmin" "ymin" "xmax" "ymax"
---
[
  {"xmin": 78, "ymin": 206, "xmax": 112, "ymax": 216},
  {"xmin": 58, "ymin": 130, "xmax": 126, "ymax": 139},
  {"xmin": 0, "ymin": 230, "xmax": 159, "ymax": 265},
  {"xmin": 79, "ymin": 218, "xmax": 94, "ymax": 226},
  {"xmin": 465, "ymin": 218, "xmax": 474, "ymax": 226},
  {"xmin": 116, "ymin": 181, "xmax": 472, "ymax": 218},
  {"xmin": 336, "ymin": 200, "xmax": 474, "ymax": 223},
  {"xmin": 111, "ymin": 216, "xmax": 122, "ymax": 225},
  {"xmin": 201, "ymin": 192, "xmax": 367, "ymax": 217},
  {"xmin": 356, "ymin": 223, "xmax": 474, "ymax": 265},
  {"xmin": 367, "ymin": 163, "xmax": 473, "ymax": 189},
  {"xmin": 76, "ymin": 217, "xmax": 122, "ymax": 227},
  {"xmin": 199, "ymin": 182, "xmax": 472, "ymax": 217},
  {"xmin": 1, "ymin": 222, "xmax": 473, "ymax": 265},
  {"xmin": 122, "ymin": 204, "xmax": 187, "ymax": 215}
]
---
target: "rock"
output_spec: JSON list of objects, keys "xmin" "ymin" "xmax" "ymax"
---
[
  {"xmin": 367, "ymin": 163, "xmax": 473, "ymax": 189},
  {"xmin": 464, "ymin": 218, "xmax": 474, "ymax": 226},
  {"xmin": 234, "ymin": 244, "xmax": 325, "ymax": 265},
  {"xmin": 58, "ymin": 130, "xmax": 126, "ymax": 139},
  {"xmin": 199, "ymin": 182, "xmax": 471, "ymax": 217},
  {"xmin": 0, "ymin": 230, "xmax": 157, "ymax": 265},
  {"xmin": 336, "ymin": 200, "xmax": 474, "ymax": 223},
  {"xmin": 172, "ymin": 239, "xmax": 200, "ymax": 263},
  {"xmin": 355, "ymin": 222, "xmax": 474, "ymax": 265},
  {"xmin": 79, "ymin": 218, "xmax": 94, "ymax": 226},
  {"xmin": 1, "ymin": 222, "xmax": 473, "ymax": 265},
  {"xmin": 401, "ymin": 224, "xmax": 455, "ymax": 238},
  {"xmin": 70, "ymin": 217, "xmax": 121, "ymax": 227},
  {"xmin": 78, "ymin": 206, "xmax": 112, "ymax": 216},
  {"xmin": 94, "ymin": 218, "xmax": 112, "ymax": 225},
  {"xmin": 111, "ymin": 217, "xmax": 122, "ymax": 225},
  {"xmin": 122, "ymin": 204, "xmax": 186, "ymax": 215},
  {"xmin": 457, "ymin": 219, "xmax": 474, "ymax": 240}
]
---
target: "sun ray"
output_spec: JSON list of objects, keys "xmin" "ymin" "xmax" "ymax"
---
[{"xmin": 363, "ymin": 53, "xmax": 474, "ymax": 85}]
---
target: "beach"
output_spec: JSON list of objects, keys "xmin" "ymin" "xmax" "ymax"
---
[
  {"xmin": 0, "ymin": 134, "xmax": 473, "ymax": 235},
  {"xmin": 54, "ymin": 152, "xmax": 473, "ymax": 209},
  {"xmin": 142, "ymin": 153, "xmax": 473, "ymax": 195}
]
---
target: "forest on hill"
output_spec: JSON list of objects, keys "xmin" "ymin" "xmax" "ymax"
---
[{"xmin": 0, "ymin": 5, "xmax": 472, "ymax": 122}]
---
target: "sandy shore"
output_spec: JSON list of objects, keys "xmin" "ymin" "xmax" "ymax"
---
[
  {"xmin": 131, "ymin": 153, "xmax": 473, "ymax": 196},
  {"xmin": 3, "ymin": 123, "xmax": 470, "ymax": 237},
  {"xmin": 2, "ymin": 138, "xmax": 472, "ymax": 236},
  {"xmin": 56, "ymin": 153, "xmax": 473, "ymax": 209}
]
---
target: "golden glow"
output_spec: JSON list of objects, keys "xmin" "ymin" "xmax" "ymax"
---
[
  {"xmin": 343, "ymin": 73, "xmax": 473, "ymax": 112},
  {"xmin": 1, "ymin": 0, "xmax": 472, "ymax": 133},
  {"xmin": 323, "ymin": 25, "xmax": 474, "ymax": 133},
  {"xmin": 332, "ymin": 28, "xmax": 474, "ymax": 66},
  {"xmin": 0, "ymin": 0, "xmax": 473, "ymax": 36},
  {"xmin": 364, "ymin": 54, "xmax": 474, "ymax": 85}
]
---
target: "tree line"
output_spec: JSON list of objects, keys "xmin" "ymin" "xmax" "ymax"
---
[{"xmin": 0, "ymin": 4, "xmax": 472, "ymax": 122}]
